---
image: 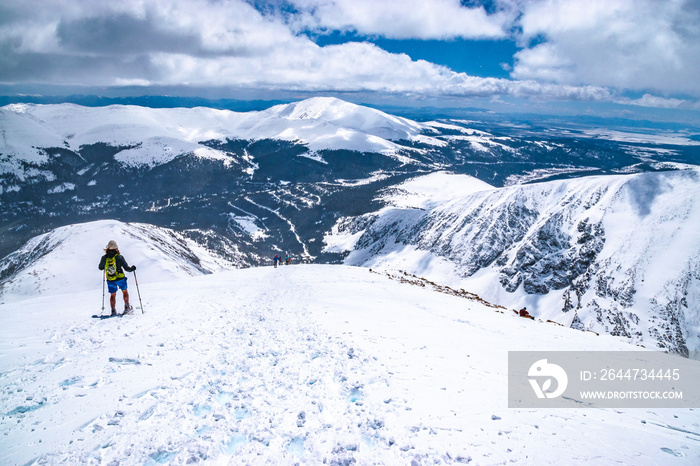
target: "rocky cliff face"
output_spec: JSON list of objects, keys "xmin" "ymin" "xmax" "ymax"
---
[{"xmin": 328, "ymin": 170, "xmax": 700, "ymax": 355}]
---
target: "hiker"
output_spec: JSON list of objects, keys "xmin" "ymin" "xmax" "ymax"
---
[
  {"xmin": 285, "ymin": 255, "xmax": 291, "ymax": 265},
  {"xmin": 98, "ymin": 240, "xmax": 136, "ymax": 316},
  {"xmin": 273, "ymin": 254, "xmax": 281, "ymax": 268}
]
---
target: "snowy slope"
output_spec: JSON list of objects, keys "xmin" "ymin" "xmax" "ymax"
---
[
  {"xmin": 325, "ymin": 169, "xmax": 700, "ymax": 355},
  {"xmin": 265, "ymin": 97, "xmax": 432, "ymax": 146},
  {"xmin": 1, "ymin": 264, "xmax": 698, "ymax": 465},
  {"xmin": 0, "ymin": 220, "xmax": 238, "ymax": 304},
  {"xmin": 0, "ymin": 98, "xmax": 435, "ymax": 174},
  {"xmin": 377, "ymin": 171, "xmax": 494, "ymax": 209}
]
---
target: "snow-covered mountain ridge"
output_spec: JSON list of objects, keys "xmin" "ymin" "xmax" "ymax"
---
[
  {"xmin": 325, "ymin": 169, "xmax": 700, "ymax": 355},
  {"xmin": 3, "ymin": 97, "xmax": 698, "ymax": 189},
  {"xmin": 0, "ymin": 97, "xmax": 434, "ymax": 173}
]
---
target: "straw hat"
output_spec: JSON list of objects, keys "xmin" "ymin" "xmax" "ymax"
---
[{"xmin": 105, "ymin": 240, "xmax": 119, "ymax": 250}]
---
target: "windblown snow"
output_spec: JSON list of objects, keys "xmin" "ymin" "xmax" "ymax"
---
[{"xmin": 1, "ymin": 245, "xmax": 698, "ymax": 464}]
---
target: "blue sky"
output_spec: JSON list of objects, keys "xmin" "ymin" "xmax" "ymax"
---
[
  {"xmin": 0, "ymin": 0, "xmax": 699, "ymax": 121},
  {"xmin": 314, "ymin": 33, "xmax": 519, "ymax": 79}
]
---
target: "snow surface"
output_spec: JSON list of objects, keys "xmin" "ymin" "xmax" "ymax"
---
[
  {"xmin": 580, "ymin": 128, "xmax": 700, "ymax": 146},
  {"xmin": 2, "ymin": 261, "xmax": 698, "ymax": 465},
  {"xmin": 503, "ymin": 167, "xmax": 595, "ymax": 186},
  {"xmin": 381, "ymin": 172, "xmax": 494, "ymax": 209}
]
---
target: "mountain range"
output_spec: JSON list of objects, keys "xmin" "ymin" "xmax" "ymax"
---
[
  {"xmin": 1, "ymin": 97, "xmax": 699, "ymax": 354},
  {"xmin": 325, "ymin": 170, "xmax": 700, "ymax": 355}
]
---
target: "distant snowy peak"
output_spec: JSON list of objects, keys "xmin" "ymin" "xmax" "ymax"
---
[
  {"xmin": 256, "ymin": 97, "xmax": 437, "ymax": 155},
  {"xmin": 268, "ymin": 97, "xmax": 377, "ymax": 121},
  {"xmin": 265, "ymin": 97, "xmax": 429, "ymax": 140},
  {"xmin": 0, "ymin": 220, "xmax": 236, "ymax": 303}
]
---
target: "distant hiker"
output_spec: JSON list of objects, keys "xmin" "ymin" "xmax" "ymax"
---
[
  {"xmin": 285, "ymin": 255, "xmax": 291, "ymax": 265},
  {"xmin": 98, "ymin": 240, "xmax": 136, "ymax": 316},
  {"xmin": 273, "ymin": 254, "xmax": 281, "ymax": 268}
]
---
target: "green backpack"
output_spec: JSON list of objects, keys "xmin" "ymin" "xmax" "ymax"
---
[{"xmin": 105, "ymin": 255, "xmax": 125, "ymax": 281}]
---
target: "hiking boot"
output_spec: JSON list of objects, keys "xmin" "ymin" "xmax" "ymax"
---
[
  {"xmin": 123, "ymin": 304, "xmax": 134, "ymax": 315},
  {"xmin": 110, "ymin": 308, "xmax": 117, "ymax": 316}
]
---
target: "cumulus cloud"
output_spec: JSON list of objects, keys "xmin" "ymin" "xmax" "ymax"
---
[
  {"xmin": 148, "ymin": 39, "xmax": 613, "ymax": 102},
  {"xmin": 0, "ymin": 0, "xmax": 695, "ymax": 109},
  {"xmin": 512, "ymin": 0, "xmax": 700, "ymax": 97},
  {"xmin": 0, "ymin": 0, "xmax": 299, "ymax": 84},
  {"xmin": 617, "ymin": 94, "xmax": 686, "ymax": 109},
  {"xmin": 0, "ymin": 0, "xmax": 593, "ymax": 99},
  {"xmin": 283, "ymin": 0, "xmax": 511, "ymax": 39}
]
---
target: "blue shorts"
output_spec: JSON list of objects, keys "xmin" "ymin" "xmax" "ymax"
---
[{"xmin": 107, "ymin": 278, "xmax": 128, "ymax": 294}]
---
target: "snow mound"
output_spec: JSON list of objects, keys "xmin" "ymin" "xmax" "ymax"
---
[
  {"xmin": 379, "ymin": 171, "xmax": 494, "ymax": 209},
  {"xmin": 0, "ymin": 220, "xmax": 235, "ymax": 303},
  {"xmin": 265, "ymin": 97, "xmax": 428, "ymax": 141}
]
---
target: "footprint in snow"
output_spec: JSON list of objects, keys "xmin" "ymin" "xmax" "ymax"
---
[{"xmin": 108, "ymin": 357, "xmax": 141, "ymax": 365}]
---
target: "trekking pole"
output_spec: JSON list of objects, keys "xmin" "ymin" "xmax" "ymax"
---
[
  {"xmin": 133, "ymin": 269, "xmax": 144, "ymax": 313},
  {"xmin": 102, "ymin": 269, "xmax": 106, "ymax": 313}
]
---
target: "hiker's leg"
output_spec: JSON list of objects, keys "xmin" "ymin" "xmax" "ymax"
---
[
  {"xmin": 110, "ymin": 293, "xmax": 116, "ymax": 309},
  {"xmin": 122, "ymin": 289, "xmax": 130, "ymax": 306}
]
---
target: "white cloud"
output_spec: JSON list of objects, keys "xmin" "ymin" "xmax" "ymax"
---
[
  {"xmin": 286, "ymin": 0, "xmax": 511, "ymax": 39},
  {"xmin": 150, "ymin": 40, "xmax": 613, "ymax": 102},
  {"xmin": 0, "ymin": 0, "xmax": 296, "ymax": 57},
  {"xmin": 0, "ymin": 0, "xmax": 696, "ymax": 110},
  {"xmin": 617, "ymin": 94, "xmax": 686, "ymax": 109},
  {"xmin": 512, "ymin": 0, "xmax": 700, "ymax": 97},
  {"xmin": 113, "ymin": 78, "xmax": 152, "ymax": 87},
  {"xmin": 157, "ymin": 0, "xmax": 294, "ymax": 55},
  {"xmin": 0, "ymin": 0, "xmax": 606, "ymax": 102}
]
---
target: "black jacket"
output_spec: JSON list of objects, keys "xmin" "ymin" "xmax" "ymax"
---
[{"xmin": 98, "ymin": 253, "xmax": 134, "ymax": 280}]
